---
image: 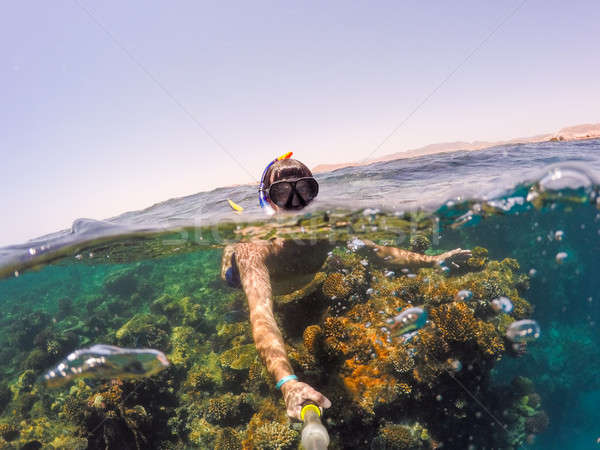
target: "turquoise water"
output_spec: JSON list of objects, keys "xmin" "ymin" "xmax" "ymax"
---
[{"xmin": 0, "ymin": 141, "xmax": 599, "ymax": 449}]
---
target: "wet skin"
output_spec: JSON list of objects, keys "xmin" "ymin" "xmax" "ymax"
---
[{"xmin": 222, "ymin": 237, "xmax": 471, "ymax": 420}]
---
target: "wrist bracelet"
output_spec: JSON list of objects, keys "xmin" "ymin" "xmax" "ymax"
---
[{"xmin": 276, "ymin": 374, "xmax": 298, "ymax": 389}]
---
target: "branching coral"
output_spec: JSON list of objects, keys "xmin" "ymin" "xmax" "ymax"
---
[
  {"xmin": 186, "ymin": 363, "xmax": 220, "ymax": 392},
  {"xmin": 409, "ymin": 234, "xmax": 431, "ymax": 253},
  {"xmin": 220, "ymin": 344, "xmax": 258, "ymax": 372},
  {"xmin": 204, "ymin": 393, "xmax": 255, "ymax": 426},
  {"xmin": 429, "ymin": 302, "xmax": 504, "ymax": 358},
  {"xmin": 215, "ymin": 427, "xmax": 242, "ymax": 450},
  {"xmin": 115, "ymin": 313, "xmax": 170, "ymax": 349},
  {"xmin": 252, "ymin": 422, "xmax": 298, "ymax": 450},
  {"xmin": 169, "ymin": 326, "xmax": 205, "ymax": 367},
  {"xmin": 302, "ymin": 325, "xmax": 323, "ymax": 355},
  {"xmin": 322, "ymin": 272, "xmax": 351, "ymax": 299},
  {"xmin": 0, "ymin": 422, "xmax": 20, "ymax": 442},
  {"xmin": 372, "ymin": 423, "xmax": 429, "ymax": 450}
]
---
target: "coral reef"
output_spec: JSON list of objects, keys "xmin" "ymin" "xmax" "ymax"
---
[
  {"xmin": 115, "ymin": 313, "xmax": 170, "ymax": 350},
  {"xmin": 372, "ymin": 422, "xmax": 430, "ymax": 449},
  {"xmin": 409, "ymin": 234, "xmax": 430, "ymax": 254},
  {"xmin": 0, "ymin": 231, "xmax": 551, "ymax": 449},
  {"xmin": 252, "ymin": 421, "xmax": 298, "ymax": 450}
]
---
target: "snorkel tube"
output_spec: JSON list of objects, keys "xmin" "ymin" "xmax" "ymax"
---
[
  {"xmin": 258, "ymin": 151, "xmax": 293, "ymax": 216},
  {"xmin": 300, "ymin": 403, "xmax": 330, "ymax": 449}
]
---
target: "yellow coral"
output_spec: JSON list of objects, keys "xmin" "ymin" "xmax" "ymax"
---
[
  {"xmin": 220, "ymin": 344, "xmax": 258, "ymax": 371},
  {"xmin": 430, "ymin": 302, "xmax": 476, "ymax": 343},
  {"xmin": 342, "ymin": 358, "xmax": 399, "ymax": 414},
  {"xmin": 215, "ymin": 427, "xmax": 242, "ymax": 450},
  {"xmin": 0, "ymin": 422, "xmax": 19, "ymax": 442},
  {"xmin": 376, "ymin": 424, "xmax": 420, "ymax": 449},
  {"xmin": 322, "ymin": 272, "xmax": 351, "ymax": 298},
  {"xmin": 429, "ymin": 302, "xmax": 504, "ymax": 358},
  {"xmin": 169, "ymin": 326, "xmax": 201, "ymax": 366},
  {"xmin": 252, "ymin": 422, "xmax": 298, "ymax": 450},
  {"xmin": 302, "ymin": 325, "xmax": 323, "ymax": 354}
]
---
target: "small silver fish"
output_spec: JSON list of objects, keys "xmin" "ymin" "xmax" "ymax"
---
[
  {"xmin": 389, "ymin": 307, "xmax": 428, "ymax": 337},
  {"xmin": 43, "ymin": 344, "xmax": 170, "ymax": 388}
]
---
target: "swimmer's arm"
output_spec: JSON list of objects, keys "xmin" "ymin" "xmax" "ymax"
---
[
  {"xmin": 362, "ymin": 240, "xmax": 471, "ymax": 269},
  {"xmin": 235, "ymin": 243, "xmax": 294, "ymax": 383}
]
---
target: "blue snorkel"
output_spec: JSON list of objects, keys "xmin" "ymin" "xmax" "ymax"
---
[{"xmin": 259, "ymin": 151, "xmax": 293, "ymax": 216}]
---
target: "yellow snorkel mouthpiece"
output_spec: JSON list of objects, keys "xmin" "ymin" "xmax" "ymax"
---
[
  {"xmin": 300, "ymin": 402, "xmax": 329, "ymax": 449},
  {"xmin": 300, "ymin": 403, "xmax": 321, "ymax": 422}
]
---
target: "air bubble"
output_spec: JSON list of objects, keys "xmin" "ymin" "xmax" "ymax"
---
[
  {"xmin": 455, "ymin": 290, "xmax": 473, "ymax": 301},
  {"xmin": 555, "ymin": 251, "xmax": 568, "ymax": 264},
  {"xmin": 506, "ymin": 319, "xmax": 541, "ymax": 342},
  {"xmin": 538, "ymin": 165, "xmax": 593, "ymax": 192}
]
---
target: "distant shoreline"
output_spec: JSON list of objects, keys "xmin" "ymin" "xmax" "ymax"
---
[{"xmin": 312, "ymin": 122, "xmax": 600, "ymax": 173}]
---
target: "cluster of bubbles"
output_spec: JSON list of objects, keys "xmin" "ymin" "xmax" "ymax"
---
[
  {"xmin": 455, "ymin": 290, "xmax": 473, "ymax": 301},
  {"xmin": 43, "ymin": 344, "xmax": 170, "ymax": 388},
  {"xmin": 452, "ymin": 288, "xmax": 541, "ymax": 351},
  {"xmin": 490, "ymin": 296, "xmax": 513, "ymax": 313},
  {"xmin": 505, "ymin": 319, "xmax": 541, "ymax": 343}
]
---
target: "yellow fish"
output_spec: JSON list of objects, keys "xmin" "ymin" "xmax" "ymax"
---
[{"xmin": 227, "ymin": 199, "xmax": 244, "ymax": 212}]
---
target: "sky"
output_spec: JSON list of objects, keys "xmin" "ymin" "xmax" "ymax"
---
[{"xmin": 1, "ymin": 0, "xmax": 599, "ymax": 246}]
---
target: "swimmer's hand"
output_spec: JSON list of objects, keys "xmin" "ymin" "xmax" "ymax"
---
[
  {"xmin": 437, "ymin": 248, "xmax": 472, "ymax": 270},
  {"xmin": 281, "ymin": 380, "xmax": 331, "ymax": 421}
]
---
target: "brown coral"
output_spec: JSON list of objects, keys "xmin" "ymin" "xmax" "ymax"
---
[
  {"xmin": 388, "ymin": 345, "xmax": 415, "ymax": 375},
  {"xmin": 322, "ymin": 272, "xmax": 351, "ymax": 299},
  {"xmin": 252, "ymin": 422, "xmax": 298, "ymax": 450},
  {"xmin": 429, "ymin": 302, "xmax": 504, "ymax": 358},
  {"xmin": 373, "ymin": 423, "xmax": 424, "ymax": 449},
  {"xmin": 302, "ymin": 325, "xmax": 323, "ymax": 354},
  {"xmin": 0, "ymin": 422, "xmax": 19, "ymax": 442},
  {"xmin": 215, "ymin": 427, "xmax": 242, "ymax": 450}
]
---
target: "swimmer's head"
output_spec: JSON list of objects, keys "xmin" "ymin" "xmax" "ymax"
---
[{"xmin": 260, "ymin": 158, "xmax": 319, "ymax": 212}]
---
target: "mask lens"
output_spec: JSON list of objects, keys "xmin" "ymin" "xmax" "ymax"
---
[
  {"xmin": 295, "ymin": 178, "xmax": 319, "ymax": 202},
  {"xmin": 269, "ymin": 182, "xmax": 293, "ymax": 206}
]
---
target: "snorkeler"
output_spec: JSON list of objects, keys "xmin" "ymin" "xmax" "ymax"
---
[{"xmin": 221, "ymin": 154, "xmax": 472, "ymax": 420}]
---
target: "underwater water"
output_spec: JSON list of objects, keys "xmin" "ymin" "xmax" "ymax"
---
[{"xmin": 0, "ymin": 140, "xmax": 599, "ymax": 449}]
